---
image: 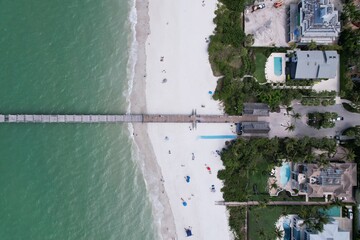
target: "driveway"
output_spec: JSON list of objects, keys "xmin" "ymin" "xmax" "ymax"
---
[{"xmin": 269, "ymin": 103, "xmax": 360, "ymax": 138}]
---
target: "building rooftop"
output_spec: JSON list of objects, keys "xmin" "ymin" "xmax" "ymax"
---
[
  {"xmin": 242, "ymin": 121, "xmax": 270, "ymax": 134},
  {"xmin": 290, "ymin": 216, "xmax": 351, "ymax": 240},
  {"xmin": 289, "ymin": 0, "xmax": 341, "ymax": 44},
  {"xmin": 308, "ymin": 221, "xmax": 350, "ymax": 240},
  {"xmin": 243, "ymin": 103, "xmax": 270, "ymax": 116},
  {"xmin": 269, "ymin": 162, "xmax": 357, "ymax": 201},
  {"xmin": 289, "ymin": 50, "xmax": 338, "ymax": 79}
]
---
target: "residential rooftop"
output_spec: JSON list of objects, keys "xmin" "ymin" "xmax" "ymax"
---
[
  {"xmin": 287, "ymin": 50, "xmax": 338, "ymax": 79},
  {"xmin": 289, "ymin": 0, "xmax": 341, "ymax": 44},
  {"xmin": 243, "ymin": 103, "xmax": 270, "ymax": 116},
  {"xmin": 241, "ymin": 121, "xmax": 270, "ymax": 134},
  {"xmin": 269, "ymin": 162, "xmax": 357, "ymax": 202},
  {"xmin": 289, "ymin": 215, "xmax": 351, "ymax": 240}
]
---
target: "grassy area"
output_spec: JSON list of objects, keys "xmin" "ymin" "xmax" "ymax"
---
[
  {"xmin": 246, "ymin": 170, "xmax": 270, "ymax": 202},
  {"xmin": 248, "ymin": 206, "xmax": 284, "ymax": 240},
  {"xmin": 253, "ymin": 51, "xmax": 267, "ymax": 83}
]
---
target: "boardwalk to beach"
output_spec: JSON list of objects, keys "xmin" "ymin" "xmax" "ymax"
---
[
  {"xmin": 0, "ymin": 113, "xmax": 260, "ymax": 124},
  {"xmin": 215, "ymin": 201, "xmax": 333, "ymax": 206}
]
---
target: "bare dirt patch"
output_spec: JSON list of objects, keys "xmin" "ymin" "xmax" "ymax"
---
[{"xmin": 244, "ymin": 0, "xmax": 298, "ymax": 47}]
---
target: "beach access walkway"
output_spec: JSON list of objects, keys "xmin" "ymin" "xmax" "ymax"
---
[
  {"xmin": 215, "ymin": 201, "xmax": 334, "ymax": 206},
  {"xmin": 0, "ymin": 113, "xmax": 262, "ymax": 124}
]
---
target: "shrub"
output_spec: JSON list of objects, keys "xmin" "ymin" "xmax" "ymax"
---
[{"xmin": 321, "ymin": 100, "xmax": 329, "ymax": 106}]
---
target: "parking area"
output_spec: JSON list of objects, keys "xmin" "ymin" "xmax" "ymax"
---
[{"xmin": 244, "ymin": 0, "xmax": 297, "ymax": 47}]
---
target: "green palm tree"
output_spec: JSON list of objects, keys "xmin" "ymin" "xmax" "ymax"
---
[
  {"xmin": 270, "ymin": 182, "xmax": 278, "ymax": 190},
  {"xmin": 299, "ymin": 207, "xmax": 330, "ymax": 232},
  {"xmin": 291, "ymin": 112, "xmax": 302, "ymax": 121},
  {"xmin": 332, "ymin": 197, "xmax": 346, "ymax": 207},
  {"xmin": 344, "ymin": 149, "xmax": 356, "ymax": 162},
  {"xmin": 274, "ymin": 227, "xmax": 284, "ymax": 239},
  {"xmin": 285, "ymin": 123, "xmax": 296, "ymax": 132},
  {"xmin": 317, "ymin": 153, "xmax": 329, "ymax": 167},
  {"xmin": 286, "ymin": 106, "xmax": 293, "ymax": 115}
]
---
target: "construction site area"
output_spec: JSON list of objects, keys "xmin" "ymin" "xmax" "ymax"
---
[
  {"xmin": 244, "ymin": 0, "xmax": 343, "ymax": 47},
  {"xmin": 244, "ymin": 0, "xmax": 297, "ymax": 47}
]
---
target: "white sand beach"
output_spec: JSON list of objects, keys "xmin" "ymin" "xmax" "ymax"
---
[{"xmin": 131, "ymin": 0, "xmax": 234, "ymax": 239}]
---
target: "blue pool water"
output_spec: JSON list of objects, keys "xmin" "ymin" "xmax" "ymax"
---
[
  {"xmin": 274, "ymin": 57, "xmax": 282, "ymax": 76},
  {"xmin": 199, "ymin": 135, "xmax": 237, "ymax": 139},
  {"xmin": 280, "ymin": 163, "xmax": 291, "ymax": 186},
  {"xmin": 283, "ymin": 219, "xmax": 291, "ymax": 240},
  {"xmin": 319, "ymin": 206, "xmax": 341, "ymax": 217},
  {"xmin": 292, "ymin": 229, "xmax": 301, "ymax": 240}
]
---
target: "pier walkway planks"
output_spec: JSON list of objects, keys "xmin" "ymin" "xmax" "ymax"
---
[{"xmin": 0, "ymin": 114, "xmax": 259, "ymax": 124}]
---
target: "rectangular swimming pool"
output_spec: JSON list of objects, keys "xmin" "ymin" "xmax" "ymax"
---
[
  {"xmin": 319, "ymin": 206, "xmax": 341, "ymax": 217},
  {"xmin": 274, "ymin": 57, "xmax": 282, "ymax": 76},
  {"xmin": 199, "ymin": 135, "xmax": 237, "ymax": 139}
]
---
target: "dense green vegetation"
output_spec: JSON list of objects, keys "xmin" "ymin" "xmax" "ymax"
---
[
  {"xmin": 343, "ymin": 126, "xmax": 360, "ymax": 147},
  {"xmin": 219, "ymin": 137, "xmax": 337, "ymax": 239},
  {"xmin": 301, "ymin": 90, "xmax": 337, "ymax": 106},
  {"xmin": 338, "ymin": 3, "xmax": 360, "ymax": 104},
  {"xmin": 228, "ymin": 207, "xmax": 247, "ymax": 240},
  {"xmin": 209, "ymin": 3, "xmax": 252, "ymax": 77},
  {"xmin": 213, "ymin": 76, "xmax": 307, "ymax": 113},
  {"xmin": 307, "ymin": 112, "xmax": 338, "ymax": 129}
]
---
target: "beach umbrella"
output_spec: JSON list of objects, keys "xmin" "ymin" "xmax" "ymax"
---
[{"xmin": 182, "ymin": 201, "xmax": 187, "ymax": 206}]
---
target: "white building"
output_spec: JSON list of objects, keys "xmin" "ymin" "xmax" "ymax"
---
[
  {"xmin": 288, "ymin": 215, "xmax": 351, "ymax": 240},
  {"xmin": 288, "ymin": 0, "xmax": 341, "ymax": 44}
]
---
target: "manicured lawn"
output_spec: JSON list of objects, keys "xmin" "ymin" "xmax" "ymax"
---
[
  {"xmin": 254, "ymin": 52, "xmax": 267, "ymax": 83},
  {"xmin": 246, "ymin": 167, "xmax": 270, "ymax": 202},
  {"xmin": 248, "ymin": 206, "xmax": 284, "ymax": 240}
]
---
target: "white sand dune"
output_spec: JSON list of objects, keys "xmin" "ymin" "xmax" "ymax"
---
[{"xmin": 132, "ymin": 0, "xmax": 234, "ymax": 239}]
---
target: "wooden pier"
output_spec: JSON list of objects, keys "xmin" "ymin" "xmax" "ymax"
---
[{"xmin": 0, "ymin": 114, "xmax": 258, "ymax": 124}]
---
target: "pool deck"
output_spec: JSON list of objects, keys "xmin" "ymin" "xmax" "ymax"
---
[
  {"xmin": 265, "ymin": 53, "xmax": 286, "ymax": 83},
  {"xmin": 268, "ymin": 163, "xmax": 296, "ymax": 197}
]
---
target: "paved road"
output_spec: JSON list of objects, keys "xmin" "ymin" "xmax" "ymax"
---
[{"xmin": 269, "ymin": 103, "xmax": 360, "ymax": 138}]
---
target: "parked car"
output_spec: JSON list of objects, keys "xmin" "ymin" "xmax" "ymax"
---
[
  {"xmin": 346, "ymin": 207, "xmax": 353, "ymax": 219},
  {"xmin": 252, "ymin": 3, "xmax": 265, "ymax": 12},
  {"xmin": 336, "ymin": 116, "xmax": 344, "ymax": 121},
  {"xmin": 349, "ymin": 208, "xmax": 353, "ymax": 219}
]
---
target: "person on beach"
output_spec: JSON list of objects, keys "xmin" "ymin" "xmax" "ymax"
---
[
  {"xmin": 205, "ymin": 164, "xmax": 212, "ymax": 174},
  {"xmin": 191, "ymin": 153, "xmax": 195, "ymax": 160}
]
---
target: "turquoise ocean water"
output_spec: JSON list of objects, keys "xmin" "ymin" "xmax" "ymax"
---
[{"xmin": 0, "ymin": 1, "xmax": 157, "ymax": 239}]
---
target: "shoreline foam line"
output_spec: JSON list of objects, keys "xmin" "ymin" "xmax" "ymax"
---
[{"xmin": 130, "ymin": 0, "xmax": 177, "ymax": 238}]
